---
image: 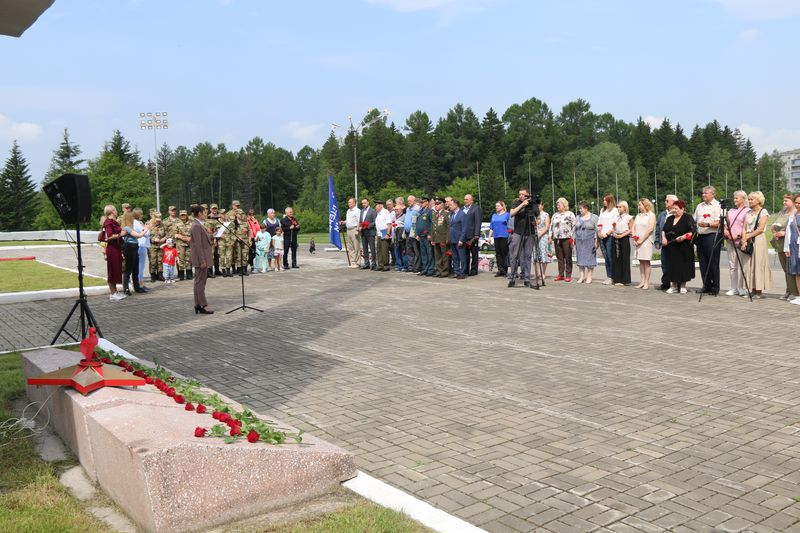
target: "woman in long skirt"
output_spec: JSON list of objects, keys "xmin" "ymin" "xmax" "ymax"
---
[{"xmin": 574, "ymin": 201, "xmax": 598, "ymax": 283}]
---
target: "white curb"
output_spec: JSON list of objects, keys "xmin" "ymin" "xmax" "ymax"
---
[
  {"xmin": 344, "ymin": 470, "xmax": 486, "ymax": 533},
  {"xmin": 0, "ymin": 286, "xmax": 109, "ymax": 305}
]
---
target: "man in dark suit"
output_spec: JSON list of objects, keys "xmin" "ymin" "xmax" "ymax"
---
[
  {"xmin": 359, "ymin": 198, "xmax": 377, "ymax": 270},
  {"xmin": 190, "ymin": 204, "xmax": 214, "ymax": 314},
  {"xmin": 280, "ymin": 207, "xmax": 301, "ymax": 269},
  {"xmin": 462, "ymin": 194, "xmax": 483, "ymax": 276},
  {"xmin": 655, "ymin": 194, "xmax": 677, "ymax": 291},
  {"xmin": 448, "ymin": 198, "xmax": 467, "ymax": 279}
]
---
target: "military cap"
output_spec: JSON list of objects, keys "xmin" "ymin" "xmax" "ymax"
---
[
  {"xmin": 219, "ymin": 208, "xmax": 226, "ymax": 214},
  {"xmin": 434, "ymin": 196, "xmax": 444, "ymax": 203},
  {"xmin": 201, "ymin": 203, "xmax": 208, "ymax": 209},
  {"xmin": 210, "ymin": 203, "xmax": 218, "ymax": 209},
  {"xmin": 154, "ymin": 212, "xmax": 162, "ymax": 219},
  {"xmin": 179, "ymin": 209, "xmax": 188, "ymax": 216},
  {"xmin": 375, "ymin": 199, "xmax": 384, "ymax": 205},
  {"xmin": 121, "ymin": 203, "xmax": 131, "ymax": 209},
  {"xmin": 421, "ymin": 196, "xmax": 430, "ymax": 201},
  {"xmin": 168, "ymin": 205, "xmax": 177, "ymax": 211},
  {"xmin": 232, "ymin": 200, "xmax": 241, "ymax": 206}
]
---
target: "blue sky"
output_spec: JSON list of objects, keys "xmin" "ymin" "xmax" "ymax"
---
[{"xmin": 2, "ymin": 0, "xmax": 799, "ymax": 182}]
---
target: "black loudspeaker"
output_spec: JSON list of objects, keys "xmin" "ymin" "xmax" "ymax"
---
[{"xmin": 44, "ymin": 173, "xmax": 92, "ymax": 225}]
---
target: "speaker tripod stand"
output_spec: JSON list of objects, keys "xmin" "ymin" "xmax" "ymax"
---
[{"xmin": 52, "ymin": 222, "xmax": 103, "ymax": 344}]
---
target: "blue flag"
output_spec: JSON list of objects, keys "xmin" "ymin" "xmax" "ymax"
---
[{"xmin": 328, "ymin": 175, "xmax": 342, "ymax": 250}]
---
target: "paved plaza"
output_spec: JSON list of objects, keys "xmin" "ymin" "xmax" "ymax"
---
[{"xmin": 2, "ymin": 246, "xmax": 800, "ymax": 532}]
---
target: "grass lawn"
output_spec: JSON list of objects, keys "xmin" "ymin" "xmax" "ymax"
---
[
  {"xmin": 296, "ymin": 232, "xmax": 329, "ymax": 245},
  {"xmin": 0, "ymin": 353, "xmax": 107, "ymax": 532},
  {"xmin": 270, "ymin": 499, "xmax": 431, "ymax": 533},
  {"xmin": 0, "ymin": 261, "xmax": 106, "ymax": 293},
  {"xmin": 0, "ymin": 240, "xmax": 65, "ymax": 247}
]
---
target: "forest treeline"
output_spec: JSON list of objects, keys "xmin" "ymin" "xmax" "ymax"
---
[{"xmin": 0, "ymin": 97, "xmax": 787, "ymax": 232}]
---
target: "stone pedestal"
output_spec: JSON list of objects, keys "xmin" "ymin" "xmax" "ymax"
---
[{"xmin": 23, "ymin": 347, "xmax": 357, "ymax": 533}]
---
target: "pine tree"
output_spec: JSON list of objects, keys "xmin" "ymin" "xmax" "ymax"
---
[
  {"xmin": 46, "ymin": 128, "xmax": 85, "ymax": 180},
  {"xmin": 0, "ymin": 141, "xmax": 38, "ymax": 230},
  {"xmin": 104, "ymin": 130, "xmax": 142, "ymax": 166}
]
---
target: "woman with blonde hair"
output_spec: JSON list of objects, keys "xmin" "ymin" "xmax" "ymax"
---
[
  {"xmin": 101, "ymin": 205, "xmax": 125, "ymax": 300},
  {"xmin": 597, "ymin": 194, "xmax": 619, "ymax": 284},
  {"xmin": 612, "ymin": 200, "xmax": 633, "ymax": 286},
  {"xmin": 740, "ymin": 191, "xmax": 772, "ymax": 298},
  {"xmin": 550, "ymin": 197, "xmax": 576, "ymax": 281},
  {"xmin": 632, "ymin": 198, "xmax": 656, "ymax": 289}
]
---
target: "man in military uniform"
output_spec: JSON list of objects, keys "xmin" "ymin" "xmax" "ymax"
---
[
  {"xmin": 162, "ymin": 205, "xmax": 179, "ymax": 241},
  {"xmin": 175, "ymin": 209, "xmax": 193, "ymax": 280},
  {"xmin": 219, "ymin": 209, "xmax": 234, "ymax": 276},
  {"xmin": 149, "ymin": 212, "xmax": 166, "ymax": 281},
  {"xmin": 431, "ymin": 197, "xmax": 450, "ymax": 277},
  {"xmin": 205, "ymin": 203, "xmax": 222, "ymax": 277},
  {"xmin": 416, "ymin": 196, "xmax": 434, "ymax": 276},
  {"xmin": 233, "ymin": 209, "xmax": 250, "ymax": 275}
]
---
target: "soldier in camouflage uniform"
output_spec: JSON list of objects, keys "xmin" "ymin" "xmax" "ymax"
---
[
  {"xmin": 431, "ymin": 197, "xmax": 451, "ymax": 277},
  {"xmin": 175, "ymin": 209, "xmax": 193, "ymax": 280},
  {"xmin": 219, "ymin": 209, "xmax": 234, "ymax": 276},
  {"xmin": 205, "ymin": 203, "xmax": 222, "ymax": 277},
  {"xmin": 149, "ymin": 213, "xmax": 166, "ymax": 281},
  {"xmin": 162, "ymin": 205, "xmax": 179, "ymax": 241},
  {"xmin": 233, "ymin": 209, "xmax": 251, "ymax": 275}
]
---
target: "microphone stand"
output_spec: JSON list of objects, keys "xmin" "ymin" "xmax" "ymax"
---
[{"xmin": 223, "ymin": 217, "xmax": 263, "ymax": 314}]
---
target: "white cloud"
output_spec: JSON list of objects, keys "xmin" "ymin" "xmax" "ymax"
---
[
  {"xmin": 737, "ymin": 123, "xmax": 800, "ymax": 154},
  {"xmin": 643, "ymin": 115, "xmax": 665, "ymax": 129},
  {"xmin": 0, "ymin": 114, "xmax": 43, "ymax": 143},
  {"xmin": 738, "ymin": 28, "xmax": 759, "ymax": 41},
  {"xmin": 714, "ymin": 0, "xmax": 800, "ymax": 19},
  {"xmin": 281, "ymin": 121, "xmax": 324, "ymax": 143},
  {"xmin": 364, "ymin": 0, "xmax": 496, "ymax": 13}
]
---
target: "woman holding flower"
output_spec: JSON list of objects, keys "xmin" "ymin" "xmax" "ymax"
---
[
  {"xmin": 661, "ymin": 199, "xmax": 696, "ymax": 294},
  {"xmin": 550, "ymin": 197, "xmax": 576, "ymax": 281},
  {"xmin": 574, "ymin": 201, "xmax": 598, "ymax": 283},
  {"xmin": 612, "ymin": 200, "xmax": 633, "ymax": 286},
  {"xmin": 632, "ymin": 198, "xmax": 656, "ymax": 289}
]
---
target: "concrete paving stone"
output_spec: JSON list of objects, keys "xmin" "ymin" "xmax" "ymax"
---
[
  {"xmin": 5, "ymin": 250, "xmax": 800, "ymax": 532},
  {"xmin": 497, "ymin": 514, "xmax": 536, "ymax": 532}
]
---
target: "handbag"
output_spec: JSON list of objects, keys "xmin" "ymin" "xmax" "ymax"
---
[{"xmin": 741, "ymin": 209, "xmax": 762, "ymax": 256}]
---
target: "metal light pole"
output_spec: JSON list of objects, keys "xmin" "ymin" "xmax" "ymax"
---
[
  {"xmin": 332, "ymin": 108, "xmax": 389, "ymax": 201},
  {"xmin": 139, "ymin": 111, "xmax": 168, "ymax": 213}
]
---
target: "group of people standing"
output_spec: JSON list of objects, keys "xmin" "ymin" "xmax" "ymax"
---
[
  {"xmin": 338, "ymin": 187, "xmax": 800, "ymax": 303},
  {"xmin": 99, "ymin": 201, "xmax": 306, "ymax": 311}
]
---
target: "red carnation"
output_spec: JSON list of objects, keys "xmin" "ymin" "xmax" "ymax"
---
[
  {"xmin": 507, "ymin": 229, "xmax": 513, "ymax": 233},
  {"xmin": 196, "ymin": 404, "xmax": 207, "ymax": 414},
  {"xmin": 133, "ymin": 370, "xmax": 145, "ymax": 378},
  {"xmin": 101, "ymin": 357, "xmax": 112, "ymax": 364},
  {"xmin": 166, "ymin": 388, "xmax": 176, "ymax": 397},
  {"xmin": 219, "ymin": 413, "xmax": 232, "ymax": 423},
  {"xmin": 632, "ymin": 235, "xmax": 639, "ymax": 240},
  {"xmin": 154, "ymin": 379, "xmax": 164, "ymax": 387},
  {"xmin": 703, "ymin": 213, "xmax": 710, "ymax": 218},
  {"xmin": 230, "ymin": 426, "xmax": 242, "ymax": 437},
  {"xmin": 597, "ymin": 224, "xmax": 603, "ymax": 228},
  {"xmin": 144, "ymin": 376, "xmax": 154, "ymax": 384},
  {"xmin": 247, "ymin": 429, "xmax": 260, "ymax": 443},
  {"xmin": 185, "ymin": 403, "xmax": 195, "ymax": 411},
  {"xmin": 612, "ymin": 222, "xmax": 617, "ymax": 228},
  {"xmin": 446, "ymin": 251, "xmax": 452, "ymax": 257},
  {"xmin": 174, "ymin": 394, "xmax": 185, "ymax": 404},
  {"xmin": 116, "ymin": 360, "xmax": 126, "ymax": 367},
  {"xmin": 194, "ymin": 427, "xmax": 207, "ymax": 438},
  {"xmin": 212, "ymin": 411, "xmax": 222, "ymax": 420},
  {"xmin": 684, "ymin": 232, "xmax": 693, "ymax": 240}
]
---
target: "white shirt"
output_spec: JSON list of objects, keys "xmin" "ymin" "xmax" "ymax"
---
[
  {"xmin": 375, "ymin": 209, "xmax": 391, "ymax": 234},
  {"xmin": 694, "ymin": 199, "xmax": 721, "ymax": 235},
  {"xmin": 345, "ymin": 207, "xmax": 361, "ymax": 229},
  {"xmin": 597, "ymin": 209, "xmax": 619, "ymax": 237},
  {"xmin": 134, "ymin": 219, "xmax": 149, "ymax": 247}
]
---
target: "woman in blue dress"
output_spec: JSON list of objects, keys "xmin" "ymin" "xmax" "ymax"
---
[
  {"xmin": 533, "ymin": 199, "xmax": 552, "ymax": 283},
  {"xmin": 575, "ymin": 201, "xmax": 599, "ymax": 283}
]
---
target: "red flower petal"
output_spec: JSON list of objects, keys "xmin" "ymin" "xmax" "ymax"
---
[
  {"xmin": 144, "ymin": 376, "xmax": 154, "ymax": 384},
  {"xmin": 185, "ymin": 403, "xmax": 195, "ymax": 411},
  {"xmin": 230, "ymin": 426, "xmax": 242, "ymax": 437},
  {"xmin": 166, "ymin": 388, "xmax": 176, "ymax": 397},
  {"xmin": 196, "ymin": 404, "xmax": 207, "ymax": 414},
  {"xmin": 174, "ymin": 395, "xmax": 185, "ymax": 404},
  {"xmin": 247, "ymin": 430, "xmax": 260, "ymax": 443},
  {"xmin": 212, "ymin": 411, "xmax": 221, "ymax": 420},
  {"xmin": 194, "ymin": 427, "xmax": 207, "ymax": 438}
]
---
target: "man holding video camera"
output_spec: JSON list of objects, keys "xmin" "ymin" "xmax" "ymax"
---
[{"xmin": 507, "ymin": 188, "xmax": 536, "ymax": 288}]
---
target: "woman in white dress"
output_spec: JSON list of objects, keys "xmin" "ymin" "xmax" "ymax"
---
[{"xmin": 632, "ymin": 198, "xmax": 656, "ymax": 289}]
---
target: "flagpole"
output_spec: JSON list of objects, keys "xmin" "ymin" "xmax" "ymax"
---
[
  {"xmin": 502, "ymin": 161, "xmax": 507, "ymax": 200},
  {"xmin": 550, "ymin": 162, "xmax": 555, "ymax": 212},
  {"xmin": 572, "ymin": 167, "xmax": 577, "ymax": 209}
]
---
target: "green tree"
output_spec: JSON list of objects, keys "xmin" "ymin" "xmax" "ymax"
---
[
  {"xmin": 35, "ymin": 128, "xmax": 86, "ymax": 229},
  {"xmin": 88, "ymin": 144, "xmax": 154, "ymax": 225},
  {"xmin": 402, "ymin": 110, "xmax": 440, "ymax": 193},
  {"xmin": 657, "ymin": 147, "xmax": 695, "ymax": 205},
  {"xmin": 0, "ymin": 141, "xmax": 38, "ymax": 230}
]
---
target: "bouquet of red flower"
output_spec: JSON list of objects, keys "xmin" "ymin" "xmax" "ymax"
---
[
  {"xmin": 632, "ymin": 235, "xmax": 639, "ymax": 241},
  {"xmin": 360, "ymin": 222, "xmax": 369, "ymax": 229},
  {"xmin": 684, "ymin": 232, "xmax": 693, "ymax": 241}
]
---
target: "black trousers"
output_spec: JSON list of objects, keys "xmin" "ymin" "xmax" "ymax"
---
[
  {"xmin": 122, "ymin": 243, "xmax": 141, "ymax": 292},
  {"xmin": 465, "ymin": 238, "xmax": 480, "ymax": 275},
  {"xmin": 659, "ymin": 246, "xmax": 670, "ymax": 289},
  {"xmin": 612, "ymin": 237, "xmax": 631, "ymax": 285},
  {"xmin": 361, "ymin": 233, "xmax": 376, "ymax": 267},
  {"xmin": 494, "ymin": 237, "xmax": 509, "ymax": 274},
  {"xmin": 697, "ymin": 233, "xmax": 721, "ymax": 292},
  {"xmin": 284, "ymin": 239, "xmax": 298, "ymax": 268}
]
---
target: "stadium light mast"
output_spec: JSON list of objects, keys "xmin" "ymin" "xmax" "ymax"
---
[{"xmin": 139, "ymin": 111, "xmax": 169, "ymax": 213}]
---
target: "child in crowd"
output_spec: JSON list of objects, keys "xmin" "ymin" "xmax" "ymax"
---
[
  {"xmin": 161, "ymin": 238, "xmax": 178, "ymax": 283},
  {"xmin": 254, "ymin": 222, "xmax": 272, "ymax": 273},
  {"xmin": 272, "ymin": 227, "xmax": 285, "ymax": 272}
]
